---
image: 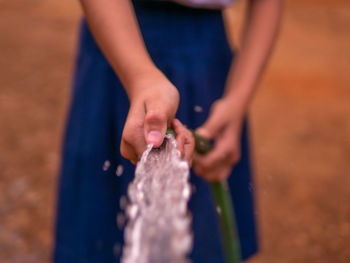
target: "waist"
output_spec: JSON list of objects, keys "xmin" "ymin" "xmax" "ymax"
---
[
  {"xmin": 136, "ymin": 0, "xmax": 234, "ymax": 9},
  {"xmin": 133, "ymin": 1, "xmax": 229, "ymax": 52},
  {"xmin": 133, "ymin": 1, "xmax": 223, "ymax": 18}
]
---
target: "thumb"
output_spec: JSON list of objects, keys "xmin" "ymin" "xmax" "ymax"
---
[{"xmin": 144, "ymin": 105, "xmax": 168, "ymax": 148}]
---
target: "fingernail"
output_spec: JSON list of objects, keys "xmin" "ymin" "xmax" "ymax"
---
[{"xmin": 146, "ymin": 131, "xmax": 162, "ymax": 145}]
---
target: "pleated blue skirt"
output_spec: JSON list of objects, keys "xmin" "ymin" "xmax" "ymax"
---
[{"xmin": 54, "ymin": 2, "xmax": 258, "ymax": 263}]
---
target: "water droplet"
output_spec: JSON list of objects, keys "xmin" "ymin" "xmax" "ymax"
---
[
  {"xmin": 216, "ymin": 206, "xmax": 222, "ymax": 215},
  {"xmin": 102, "ymin": 160, "xmax": 111, "ymax": 171},
  {"xmin": 120, "ymin": 196, "xmax": 128, "ymax": 210},
  {"xmin": 194, "ymin": 105, "xmax": 203, "ymax": 113},
  {"xmin": 191, "ymin": 184, "xmax": 197, "ymax": 194},
  {"xmin": 113, "ymin": 243, "xmax": 121, "ymax": 258},
  {"xmin": 117, "ymin": 213, "xmax": 126, "ymax": 229},
  {"xmin": 116, "ymin": 164, "xmax": 124, "ymax": 176}
]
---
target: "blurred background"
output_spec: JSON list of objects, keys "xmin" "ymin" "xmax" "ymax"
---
[{"xmin": 0, "ymin": 0, "xmax": 349, "ymax": 262}]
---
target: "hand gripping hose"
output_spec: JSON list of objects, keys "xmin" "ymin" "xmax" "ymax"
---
[{"xmin": 167, "ymin": 129, "xmax": 241, "ymax": 263}]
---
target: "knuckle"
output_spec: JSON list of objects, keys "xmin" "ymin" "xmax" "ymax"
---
[
  {"xmin": 235, "ymin": 153, "xmax": 241, "ymax": 162},
  {"xmin": 200, "ymin": 162, "xmax": 211, "ymax": 171},
  {"xmin": 226, "ymin": 147, "xmax": 241, "ymax": 163},
  {"xmin": 194, "ymin": 164, "xmax": 207, "ymax": 176},
  {"xmin": 219, "ymin": 174, "xmax": 228, "ymax": 181},
  {"xmin": 121, "ymin": 133, "xmax": 133, "ymax": 146},
  {"xmin": 120, "ymin": 136, "xmax": 137, "ymax": 161},
  {"xmin": 122, "ymin": 122, "xmax": 141, "ymax": 145},
  {"xmin": 120, "ymin": 144, "xmax": 129, "ymax": 160},
  {"xmin": 193, "ymin": 166, "xmax": 201, "ymax": 176}
]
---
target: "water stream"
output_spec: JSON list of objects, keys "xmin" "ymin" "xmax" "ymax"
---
[{"xmin": 121, "ymin": 135, "xmax": 193, "ymax": 263}]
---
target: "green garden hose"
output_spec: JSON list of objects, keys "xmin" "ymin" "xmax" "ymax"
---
[{"xmin": 167, "ymin": 129, "xmax": 241, "ymax": 263}]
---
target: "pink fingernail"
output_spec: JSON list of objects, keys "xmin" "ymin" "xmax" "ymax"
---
[{"xmin": 147, "ymin": 131, "xmax": 162, "ymax": 145}]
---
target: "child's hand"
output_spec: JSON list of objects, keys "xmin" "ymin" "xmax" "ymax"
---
[
  {"xmin": 120, "ymin": 70, "xmax": 179, "ymax": 164},
  {"xmin": 193, "ymin": 97, "xmax": 245, "ymax": 182},
  {"xmin": 172, "ymin": 119, "xmax": 195, "ymax": 165}
]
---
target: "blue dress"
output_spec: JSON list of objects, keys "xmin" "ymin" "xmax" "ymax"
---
[{"xmin": 54, "ymin": 2, "xmax": 257, "ymax": 263}]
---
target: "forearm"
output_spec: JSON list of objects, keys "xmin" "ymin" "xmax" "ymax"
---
[
  {"xmin": 80, "ymin": 0, "xmax": 157, "ymax": 97},
  {"xmin": 224, "ymin": 0, "xmax": 282, "ymax": 110}
]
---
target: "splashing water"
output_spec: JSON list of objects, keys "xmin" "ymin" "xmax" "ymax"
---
[
  {"xmin": 121, "ymin": 135, "xmax": 193, "ymax": 263},
  {"xmin": 193, "ymin": 105, "xmax": 203, "ymax": 113},
  {"xmin": 103, "ymin": 160, "xmax": 111, "ymax": 171},
  {"xmin": 116, "ymin": 164, "xmax": 124, "ymax": 177}
]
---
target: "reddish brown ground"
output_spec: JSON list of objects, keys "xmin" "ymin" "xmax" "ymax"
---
[{"xmin": 0, "ymin": 0, "xmax": 349, "ymax": 262}]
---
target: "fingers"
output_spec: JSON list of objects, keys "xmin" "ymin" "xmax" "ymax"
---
[
  {"xmin": 120, "ymin": 139, "xmax": 138, "ymax": 165},
  {"xmin": 121, "ymin": 99, "xmax": 177, "ymax": 164},
  {"xmin": 193, "ymin": 136, "xmax": 241, "ymax": 182},
  {"xmin": 120, "ymin": 107, "xmax": 146, "ymax": 164},
  {"xmin": 183, "ymin": 135, "xmax": 195, "ymax": 165},
  {"xmin": 193, "ymin": 163, "xmax": 232, "ymax": 182},
  {"xmin": 173, "ymin": 119, "xmax": 185, "ymax": 154},
  {"xmin": 172, "ymin": 119, "xmax": 195, "ymax": 165},
  {"xmin": 192, "ymin": 98, "xmax": 245, "ymax": 182},
  {"xmin": 195, "ymin": 140, "xmax": 240, "ymax": 169}
]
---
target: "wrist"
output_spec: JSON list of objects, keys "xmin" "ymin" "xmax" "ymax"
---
[
  {"xmin": 122, "ymin": 63, "xmax": 162, "ymax": 100},
  {"xmin": 222, "ymin": 89, "xmax": 250, "ymax": 115},
  {"xmin": 123, "ymin": 67, "xmax": 179, "ymax": 110}
]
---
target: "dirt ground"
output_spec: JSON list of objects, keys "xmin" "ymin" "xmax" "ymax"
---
[{"xmin": 0, "ymin": 0, "xmax": 349, "ymax": 262}]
